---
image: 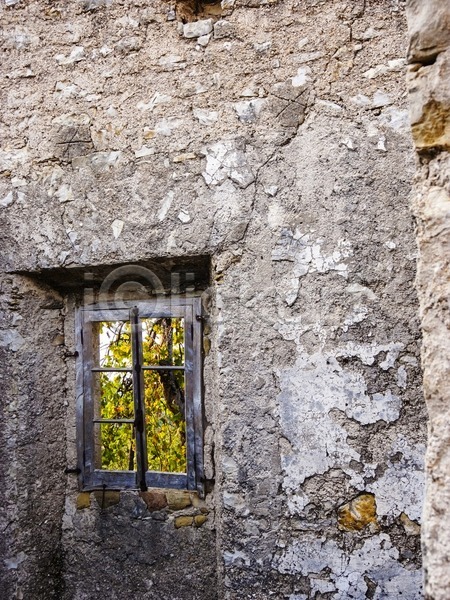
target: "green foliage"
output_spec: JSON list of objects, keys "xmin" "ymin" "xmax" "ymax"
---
[{"xmin": 98, "ymin": 318, "xmax": 186, "ymax": 473}]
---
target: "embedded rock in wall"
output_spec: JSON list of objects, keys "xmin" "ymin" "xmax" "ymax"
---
[{"xmin": 406, "ymin": 1, "xmax": 450, "ymax": 599}]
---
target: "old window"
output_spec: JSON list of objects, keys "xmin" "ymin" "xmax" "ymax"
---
[{"xmin": 76, "ymin": 297, "xmax": 204, "ymax": 495}]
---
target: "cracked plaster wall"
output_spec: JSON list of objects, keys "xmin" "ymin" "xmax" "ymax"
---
[{"xmin": 0, "ymin": 0, "xmax": 427, "ymax": 598}]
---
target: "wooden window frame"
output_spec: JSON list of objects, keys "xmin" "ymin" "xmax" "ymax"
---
[{"xmin": 75, "ymin": 297, "xmax": 204, "ymax": 496}]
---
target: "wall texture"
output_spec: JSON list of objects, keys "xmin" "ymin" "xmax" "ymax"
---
[
  {"xmin": 0, "ymin": 0, "xmax": 427, "ymax": 598},
  {"xmin": 405, "ymin": 2, "xmax": 450, "ymax": 599}
]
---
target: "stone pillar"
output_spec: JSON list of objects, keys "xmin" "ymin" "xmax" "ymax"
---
[{"xmin": 405, "ymin": 2, "xmax": 450, "ymax": 599}]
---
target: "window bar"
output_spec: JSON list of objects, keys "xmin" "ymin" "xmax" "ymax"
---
[
  {"xmin": 93, "ymin": 419, "xmax": 135, "ymax": 424},
  {"xmin": 193, "ymin": 299, "xmax": 205, "ymax": 497},
  {"xmin": 131, "ymin": 307, "xmax": 148, "ymax": 492},
  {"xmin": 91, "ymin": 367, "xmax": 132, "ymax": 372},
  {"xmin": 184, "ymin": 305, "xmax": 196, "ymax": 491},
  {"xmin": 141, "ymin": 365, "xmax": 185, "ymax": 371}
]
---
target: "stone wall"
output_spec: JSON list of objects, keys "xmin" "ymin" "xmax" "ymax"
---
[
  {"xmin": 0, "ymin": 1, "xmax": 426, "ymax": 598},
  {"xmin": 405, "ymin": 2, "xmax": 450, "ymax": 599}
]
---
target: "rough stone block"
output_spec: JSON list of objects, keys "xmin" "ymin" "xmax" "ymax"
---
[
  {"xmin": 93, "ymin": 490, "xmax": 120, "ymax": 509},
  {"xmin": 408, "ymin": 50, "xmax": 450, "ymax": 150},
  {"xmin": 174, "ymin": 516, "xmax": 194, "ymax": 528},
  {"xmin": 166, "ymin": 490, "xmax": 192, "ymax": 511},
  {"xmin": 76, "ymin": 492, "xmax": 91, "ymax": 510},
  {"xmin": 140, "ymin": 490, "xmax": 168, "ymax": 512},
  {"xmin": 406, "ymin": 0, "xmax": 450, "ymax": 64},
  {"xmin": 338, "ymin": 493, "xmax": 378, "ymax": 532},
  {"xmin": 194, "ymin": 515, "xmax": 208, "ymax": 527},
  {"xmin": 183, "ymin": 19, "xmax": 213, "ymax": 39}
]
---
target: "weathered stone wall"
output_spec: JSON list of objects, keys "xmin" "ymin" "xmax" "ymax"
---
[
  {"xmin": 0, "ymin": 277, "xmax": 67, "ymax": 599},
  {"xmin": 405, "ymin": 2, "xmax": 450, "ymax": 599},
  {"xmin": 0, "ymin": 0, "xmax": 426, "ymax": 598}
]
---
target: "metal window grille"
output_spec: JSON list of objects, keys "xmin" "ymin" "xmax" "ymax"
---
[{"xmin": 75, "ymin": 297, "xmax": 204, "ymax": 496}]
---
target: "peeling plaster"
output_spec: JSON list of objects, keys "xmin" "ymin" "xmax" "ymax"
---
[
  {"xmin": 276, "ymin": 320, "xmax": 419, "ymax": 516},
  {"xmin": 275, "ymin": 533, "xmax": 422, "ymax": 599},
  {"xmin": 277, "ymin": 349, "xmax": 392, "ymax": 512},
  {"xmin": 366, "ymin": 437, "xmax": 425, "ymax": 523},
  {"xmin": 272, "ymin": 229, "xmax": 353, "ymax": 305},
  {"xmin": 337, "ymin": 341, "xmax": 404, "ymax": 369}
]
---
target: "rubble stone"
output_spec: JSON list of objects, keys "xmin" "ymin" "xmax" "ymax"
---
[{"xmin": 183, "ymin": 19, "xmax": 214, "ymax": 39}]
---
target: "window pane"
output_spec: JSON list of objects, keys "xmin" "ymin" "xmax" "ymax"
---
[
  {"xmin": 95, "ymin": 423, "xmax": 136, "ymax": 471},
  {"xmin": 94, "ymin": 321, "xmax": 132, "ymax": 368},
  {"xmin": 144, "ymin": 370, "xmax": 186, "ymax": 473},
  {"xmin": 141, "ymin": 318, "xmax": 184, "ymax": 366},
  {"xmin": 94, "ymin": 371, "xmax": 134, "ymax": 420}
]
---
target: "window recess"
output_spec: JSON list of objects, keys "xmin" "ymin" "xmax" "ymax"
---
[{"xmin": 76, "ymin": 297, "xmax": 204, "ymax": 496}]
